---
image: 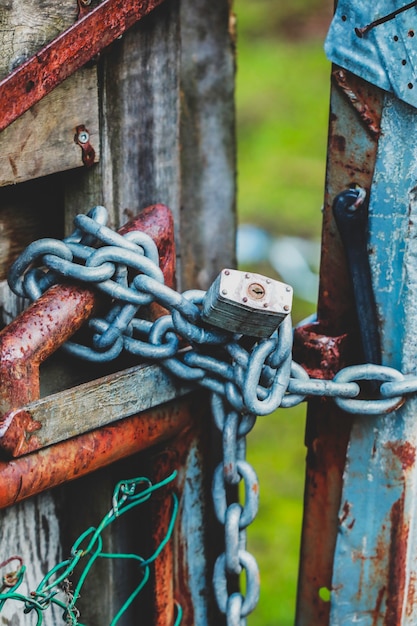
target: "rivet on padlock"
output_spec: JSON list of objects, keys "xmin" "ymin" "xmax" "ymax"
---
[{"xmin": 202, "ymin": 268, "xmax": 293, "ymax": 338}]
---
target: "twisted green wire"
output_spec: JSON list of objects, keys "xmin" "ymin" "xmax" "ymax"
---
[{"xmin": 0, "ymin": 471, "xmax": 180, "ymax": 625}]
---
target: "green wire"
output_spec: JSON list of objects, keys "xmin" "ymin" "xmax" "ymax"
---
[{"xmin": 0, "ymin": 471, "xmax": 181, "ymax": 625}]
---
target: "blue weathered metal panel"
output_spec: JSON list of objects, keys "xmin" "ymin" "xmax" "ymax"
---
[
  {"xmin": 325, "ymin": 0, "xmax": 417, "ymax": 109},
  {"xmin": 330, "ymin": 94, "xmax": 417, "ymax": 624}
]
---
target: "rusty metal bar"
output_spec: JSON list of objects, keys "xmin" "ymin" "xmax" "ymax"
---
[
  {"xmin": 0, "ymin": 397, "xmax": 193, "ymax": 510},
  {"xmin": 0, "ymin": 284, "xmax": 96, "ymax": 413},
  {"xmin": 294, "ymin": 69, "xmax": 384, "ymax": 626},
  {"xmin": 0, "ymin": 0, "xmax": 166, "ymax": 133}
]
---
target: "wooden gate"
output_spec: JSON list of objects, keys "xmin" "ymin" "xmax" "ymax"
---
[{"xmin": 0, "ymin": 1, "xmax": 235, "ymax": 623}]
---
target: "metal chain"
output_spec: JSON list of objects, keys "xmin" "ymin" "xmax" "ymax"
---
[{"xmin": 7, "ymin": 206, "xmax": 417, "ymax": 624}]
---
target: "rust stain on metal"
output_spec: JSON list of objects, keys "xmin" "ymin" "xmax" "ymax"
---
[
  {"xmin": 295, "ymin": 401, "xmax": 353, "ymax": 625},
  {"xmin": 371, "ymin": 586, "xmax": 386, "ymax": 626},
  {"xmin": 293, "ymin": 321, "xmax": 353, "ymax": 380},
  {"xmin": 339, "ymin": 500, "xmax": 351, "ymax": 525},
  {"xmin": 74, "ymin": 124, "xmax": 96, "ymax": 168},
  {"xmin": 0, "ymin": 0, "xmax": 166, "ymax": 132},
  {"xmin": 384, "ymin": 494, "xmax": 408, "ymax": 625},
  {"xmin": 331, "ymin": 134, "xmax": 347, "ymax": 153},
  {"xmin": 406, "ymin": 573, "xmax": 417, "ymax": 618},
  {"xmin": 332, "ymin": 68, "xmax": 382, "ymax": 138},
  {"xmin": 0, "ymin": 398, "xmax": 193, "ymax": 509},
  {"xmin": 0, "ymin": 284, "xmax": 96, "ymax": 412},
  {"xmin": 0, "ymin": 409, "xmax": 42, "ymax": 457},
  {"xmin": 385, "ymin": 441, "xmax": 416, "ymax": 471},
  {"xmin": 147, "ymin": 447, "xmax": 178, "ymax": 625}
]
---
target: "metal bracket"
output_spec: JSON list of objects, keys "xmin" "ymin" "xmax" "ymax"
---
[
  {"xmin": 325, "ymin": 0, "xmax": 417, "ymax": 108},
  {"xmin": 75, "ymin": 124, "xmax": 96, "ymax": 167}
]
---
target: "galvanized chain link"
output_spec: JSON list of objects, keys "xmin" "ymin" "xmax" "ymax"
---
[{"xmin": 7, "ymin": 206, "xmax": 417, "ymax": 625}]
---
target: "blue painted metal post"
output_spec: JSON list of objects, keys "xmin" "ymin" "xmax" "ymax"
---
[
  {"xmin": 330, "ymin": 95, "xmax": 417, "ymax": 625},
  {"xmin": 321, "ymin": 2, "xmax": 417, "ymax": 623}
]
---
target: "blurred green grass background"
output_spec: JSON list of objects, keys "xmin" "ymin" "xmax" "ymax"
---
[{"xmin": 234, "ymin": 1, "xmax": 332, "ymax": 624}]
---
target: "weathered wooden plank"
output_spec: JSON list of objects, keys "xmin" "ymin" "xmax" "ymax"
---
[
  {"xmin": 61, "ymin": 5, "xmax": 184, "ymax": 624},
  {"xmin": 0, "ymin": 69, "xmax": 99, "ymax": 187},
  {"xmin": 1, "ymin": 362, "xmax": 193, "ymax": 456},
  {"xmin": 0, "ymin": 492, "xmax": 63, "ymax": 625},
  {"xmin": 64, "ymin": 1, "xmax": 182, "ymax": 235},
  {"xmin": 179, "ymin": 0, "xmax": 237, "ymax": 290},
  {"xmin": 0, "ymin": 0, "xmax": 100, "ymax": 186},
  {"xmin": 0, "ymin": 0, "xmax": 80, "ymax": 80}
]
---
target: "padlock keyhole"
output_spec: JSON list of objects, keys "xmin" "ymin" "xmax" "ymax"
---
[{"xmin": 247, "ymin": 283, "xmax": 266, "ymax": 300}]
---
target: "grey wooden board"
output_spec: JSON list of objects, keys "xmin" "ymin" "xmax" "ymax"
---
[
  {"xmin": 179, "ymin": 0, "xmax": 237, "ymax": 290},
  {"xmin": 0, "ymin": 70, "xmax": 100, "ymax": 187},
  {"xmin": 0, "ymin": 0, "xmax": 100, "ymax": 186},
  {"xmin": 13, "ymin": 363, "xmax": 193, "ymax": 451},
  {"xmin": 0, "ymin": 492, "xmax": 63, "ymax": 625},
  {"xmin": 0, "ymin": 0, "xmax": 80, "ymax": 80}
]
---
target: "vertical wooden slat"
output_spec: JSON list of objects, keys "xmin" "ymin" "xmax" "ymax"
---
[
  {"xmin": 62, "ymin": 5, "xmax": 183, "ymax": 623},
  {"xmin": 0, "ymin": 177, "xmax": 65, "ymax": 626},
  {"xmin": 64, "ymin": 1, "xmax": 181, "ymax": 234},
  {"xmin": 179, "ymin": 0, "xmax": 237, "ymax": 290}
]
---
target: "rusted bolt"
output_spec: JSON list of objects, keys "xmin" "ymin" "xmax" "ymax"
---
[
  {"xmin": 247, "ymin": 283, "xmax": 266, "ymax": 300},
  {"xmin": 284, "ymin": 304, "xmax": 290, "ymax": 312},
  {"xmin": 77, "ymin": 129, "xmax": 90, "ymax": 144}
]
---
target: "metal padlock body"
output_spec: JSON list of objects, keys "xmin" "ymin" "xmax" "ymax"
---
[{"xmin": 202, "ymin": 269, "xmax": 293, "ymax": 338}]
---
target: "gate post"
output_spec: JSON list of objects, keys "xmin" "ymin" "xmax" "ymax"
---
[{"xmin": 297, "ymin": 3, "xmax": 417, "ymax": 624}]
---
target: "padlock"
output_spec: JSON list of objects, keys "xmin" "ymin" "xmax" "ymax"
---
[{"xmin": 201, "ymin": 268, "xmax": 293, "ymax": 338}]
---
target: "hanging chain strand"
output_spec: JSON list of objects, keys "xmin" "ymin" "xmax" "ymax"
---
[{"xmin": 6, "ymin": 206, "xmax": 417, "ymax": 624}]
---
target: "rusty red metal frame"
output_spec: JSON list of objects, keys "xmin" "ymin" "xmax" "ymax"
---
[
  {"xmin": 0, "ymin": 399, "xmax": 193, "ymax": 509},
  {"xmin": 294, "ymin": 70, "xmax": 384, "ymax": 626},
  {"xmin": 0, "ymin": 0, "xmax": 166, "ymax": 133},
  {"xmin": 0, "ymin": 203, "xmax": 180, "ymax": 507}
]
